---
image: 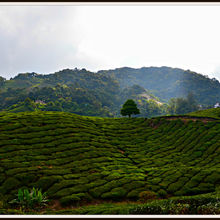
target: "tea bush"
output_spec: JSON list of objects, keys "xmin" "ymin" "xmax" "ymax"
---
[
  {"xmin": 60, "ymin": 193, "xmax": 90, "ymax": 206},
  {"xmin": 138, "ymin": 191, "xmax": 157, "ymax": 202},
  {"xmin": 0, "ymin": 111, "xmax": 219, "ymax": 209}
]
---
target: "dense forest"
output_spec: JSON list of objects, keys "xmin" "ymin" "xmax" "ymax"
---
[
  {"xmin": 98, "ymin": 66, "xmax": 220, "ymax": 105},
  {"xmin": 0, "ymin": 66, "xmax": 219, "ymax": 117}
]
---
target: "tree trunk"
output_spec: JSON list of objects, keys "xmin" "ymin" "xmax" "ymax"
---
[{"xmin": 129, "ymin": 114, "xmax": 131, "ymax": 118}]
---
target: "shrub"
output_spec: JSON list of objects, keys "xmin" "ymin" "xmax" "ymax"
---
[
  {"xmin": 123, "ymin": 181, "xmax": 146, "ymax": 191},
  {"xmin": 1, "ymin": 177, "xmax": 21, "ymax": 194},
  {"xmin": 168, "ymin": 202, "xmax": 190, "ymax": 214},
  {"xmin": 204, "ymin": 172, "xmax": 220, "ymax": 184},
  {"xmin": 150, "ymin": 177, "xmax": 161, "ymax": 185},
  {"xmin": 47, "ymin": 179, "xmax": 77, "ymax": 196},
  {"xmin": 197, "ymin": 183, "xmax": 215, "ymax": 194},
  {"xmin": 89, "ymin": 183, "xmax": 114, "ymax": 198},
  {"xmin": 0, "ymin": 201, "xmax": 3, "ymax": 209},
  {"xmin": 6, "ymin": 167, "xmax": 29, "ymax": 176},
  {"xmin": 158, "ymin": 189, "xmax": 168, "ymax": 198},
  {"xmin": 101, "ymin": 187, "xmax": 127, "ymax": 200},
  {"xmin": 87, "ymin": 173, "xmax": 103, "ymax": 182},
  {"xmin": 33, "ymin": 176, "xmax": 62, "ymax": 191},
  {"xmin": 86, "ymin": 179, "xmax": 107, "ymax": 189},
  {"xmin": 197, "ymin": 201, "xmax": 220, "ymax": 214},
  {"xmin": 0, "ymin": 174, "xmax": 6, "ymax": 184},
  {"xmin": 128, "ymin": 202, "xmax": 164, "ymax": 214},
  {"xmin": 126, "ymin": 187, "xmax": 146, "ymax": 199},
  {"xmin": 150, "ymin": 185, "xmax": 160, "ymax": 192},
  {"xmin": 167, "ymin": 182, "xmax": 185, "ymax": 194},
  {"xmin": 60, "ymin": 193, "xmax": 91, "ymax": 206},
  {"xmin": 9, "ymin": 187, "xmax": 48, "ymax": 210},
  {"xmin": 138, "ymin": 191, "xmax": 157, "ymax": 203},
  {"xmin": 54, "ymin": 185, "xmax": 88, "ymax": 198},
  {"xmin": 104, "ymin": 172, "xmax": 122, "ymax": 181},
  {"xmin": 15, "ymin": 173, "xmax": 37, "ymax": 186}
]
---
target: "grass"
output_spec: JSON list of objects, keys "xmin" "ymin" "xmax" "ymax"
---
[
  {"xmin": 0, "ymin": 110, "xmax": 219, "ymax": 214},
  {"xmin": 187, "ymin": 107, "xmax": 220, "ymax": 119}
]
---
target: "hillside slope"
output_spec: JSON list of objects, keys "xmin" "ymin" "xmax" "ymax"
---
[
  {"xmin": 1, "ymin": 66, "xmax": 220, "ymax": 117},
  {"xmin": 0, "ymin": 69, "xmax": 162, "ymax": 117},
  {"xmin": 187, "ymin": 107, "xmax": 220, "ymax": 119},
  {"xmin": 0, "ymin": 111, "xmax": 219, "ymax": 207},
  {"xmin": 99, "ymin": 66, "xmax": 220, "ymax": 105}
]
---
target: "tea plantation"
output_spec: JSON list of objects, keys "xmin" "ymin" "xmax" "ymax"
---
[
  {"xmin": 0, "ymin": 111, "xmax": 219, "ymax": 214},
  {"xmin": 187, "ymin": 107, "xmax": 220, "ymax": 119}
]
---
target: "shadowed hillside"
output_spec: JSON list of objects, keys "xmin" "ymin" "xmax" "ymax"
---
[
  {"xmin": 99, "ymin": 66, "xmax": 220, "ymax": 105},
  {"xmin": 0, "ymin": 111, "xmax": 219, "ymax": 211},
  {"xmin": 1, "ymin": 66, "xmax": 220, "ymax": 117}
]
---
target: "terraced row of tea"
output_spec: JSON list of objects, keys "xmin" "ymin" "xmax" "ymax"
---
[{"xmin": 0, "ymin": 111, "xmax": 219, "ymax": 207}]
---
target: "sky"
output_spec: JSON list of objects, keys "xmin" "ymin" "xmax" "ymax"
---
[{"xmin": 1, "ymin": 3, "xmax": 220, "ymax": 80}]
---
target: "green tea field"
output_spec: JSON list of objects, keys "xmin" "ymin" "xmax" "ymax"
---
[{"xmin": 0, "ymin": 111, "xmax": 219, "ymax": 214}]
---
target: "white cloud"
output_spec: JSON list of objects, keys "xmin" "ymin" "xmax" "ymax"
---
[{"xmin": 1, "ymin": 4, "xmax": 220, "ymax": 80}]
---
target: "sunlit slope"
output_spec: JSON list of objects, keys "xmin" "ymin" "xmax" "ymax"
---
[
  {"xmin": 0, "ymin": 112, "xmax": 219, "ymax": 206},
  {"xmin": 187, "ymin": 107, "xmax": 220, "ymax": 119}
]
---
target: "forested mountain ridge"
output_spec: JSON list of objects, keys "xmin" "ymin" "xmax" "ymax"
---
[
  {"xmin": 98, "ymin": 66, "xmax": 220, "ymax": 105},
  {"xmin": 0, "ymin": 69, "xmax": 121, "ymax": 116},
  {"xmin": 0, "ymin": 68, "xmax": 163, "ymax": 117},
  {"xmin": 0, "ymin": 66, "xmax": 219, "ymax": 117}
]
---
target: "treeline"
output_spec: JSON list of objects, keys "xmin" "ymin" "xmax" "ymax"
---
[
  {"xmin": 167, "ymin": 92, "xmax": 199, "ymax": 115},
  {"xmin": 0, "ymin": 67, "xmax": 216, "ymax": 117},
  {"xmin": 125, "ymin": 92, "xmax": 200, "ymax": 118},
  {"xmin": 5, "ymin": 91, "xmax": 201, "ymax": 118},
  {"xmin": 0, "ymin": 69, "xmax": 121, "ymax": 117},
  {"xmin": 98, "ymin": 66, "xmax": 220, "ymax": 105}
]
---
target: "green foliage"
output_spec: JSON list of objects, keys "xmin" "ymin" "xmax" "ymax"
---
[
  {"xmin": 188, "ymin": 107, "xmax": 220, "ymax": 119},
  {"xmin": 101, "ymin": 187, "xmax": 127, "ymax": 199},
  {"xmin": 33, "ymin": 176, "xmax": 63, "ymax": 191},
  {"xmin": 1, "ymin": 66, "xmax": 220, "ymax": 118},
  {"xmin": 197, "ymin": 201, "xmax": 220, "ymax": 214},
  {"xmin": 167, "ymin": 92, "xmax": 199, "ymax": 114},
  {"xmin": 0, "ymin": 111, "xmax": 219, "ymax": 212},
  {"xmin": 60, "ymin": 193, "xmax": 91, "ymax": 206},
  {"xmin": 158, "ymin": 189, "xmax": 168, "ymax": 198},
  {"xmin": 0, "ymin": 69, "xmax": 120, "ymax": 117},
  {"xmin": 0, "ymin": 177, "xmax": 21, "ymax": 194},
  {"xmin": 138, "ymin": 99, "xmax": 167, "ymax": 118},
  {"xmin": 129, "ymin": 193, "xmax": 220, "ymax": 214},
  {"xmin": 138, "ymin": 191, "xmax": 157, "ymax": 202},
  {"xmin": 9, "ymin": 187, "xmax": 49, "ymax": 210},
  {"xmin": 121, "ymin": 99, "xmax": 140, "ymax": 118},
  {"xmin": 99, "ymin": 66, "xmax": 220, "ymax": 106},
  {"xmin": 3, "ymin": 191, "xmax": 220, "ymax": 214}
]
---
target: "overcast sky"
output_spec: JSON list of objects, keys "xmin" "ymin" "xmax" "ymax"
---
[{"xmin": 1, "ymin": 3, "xmax": 220, "ymax": 80}]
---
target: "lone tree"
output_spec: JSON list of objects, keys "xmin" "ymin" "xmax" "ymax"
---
[{"xmin": 121, "ymin": 99, "xmax": 140, "ymax": 118}]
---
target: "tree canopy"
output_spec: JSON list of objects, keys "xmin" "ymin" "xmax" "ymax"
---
[
  {"xmin": 167, "ymin": 92, "xmax": 199, "ymax": 115},
  {"xmin": 120, "ymin": 99, "xmax": 140, "ymax": 118}
]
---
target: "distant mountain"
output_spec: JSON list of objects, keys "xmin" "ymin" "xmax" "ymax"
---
[
  {"xmin": 0, "ymin": 68, "xmax": 161, "ymax": 117},
  {"xmin": 0, "ymin": 69, "xmax": 121, "ymax": 117},
  {"xmin": 0, "ymin": 66, "xmax": 219, "ymax": 117},
  {"xmin": 98, "ymin": 66, "xmax": 220, "ymax": 105}
]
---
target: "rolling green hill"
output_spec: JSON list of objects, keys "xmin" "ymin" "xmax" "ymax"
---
[
  {"xmin": 0, "ymin": 66, "xmax": 220, "ymax": 117},
  {"xmin": 0, "ymin": 69, "xmax": 163, "ymax": 117},
  {"xmin": 0, "ymin": 111, "xmax": 219, "ymax": 214},
  {"xmin": 99, "ymin": 66, "xmax": 220, "ymax": 105},
  {"xmin": 187, "ymin": 107, "xmax": 220, "ymax": 119}
]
